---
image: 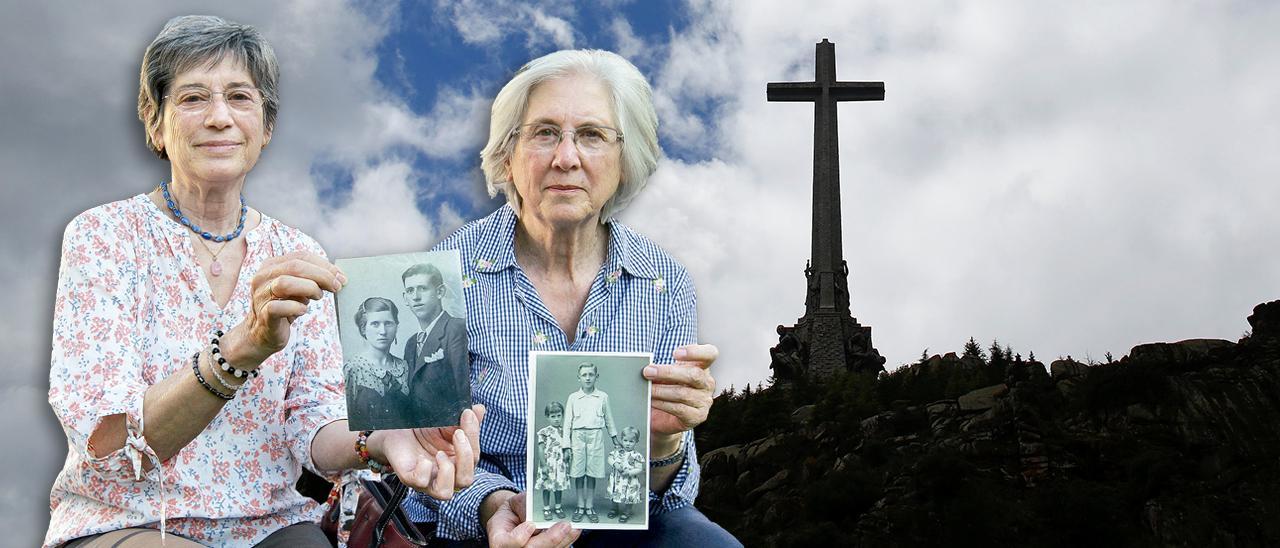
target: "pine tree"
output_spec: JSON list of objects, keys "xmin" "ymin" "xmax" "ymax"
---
[
  {"xmin": 962, "ymin": 337, "xmax": 987, "ymax": 363},
  {"xmin": 988, "ymin": 339, "xmax": 1005, "ymax": 364}
]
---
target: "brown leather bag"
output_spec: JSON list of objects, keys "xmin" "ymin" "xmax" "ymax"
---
[{"xmin": 323, "ymin": 474, "xmax": 434, "ymax": 548}]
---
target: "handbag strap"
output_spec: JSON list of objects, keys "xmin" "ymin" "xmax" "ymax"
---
[
  {"xmin": 369, "ymin": 474, "xmax": 433, "ymax": 548},
  {"xmin": 372, "ymin": 478, "xmax": 410, "ymax": 548}
]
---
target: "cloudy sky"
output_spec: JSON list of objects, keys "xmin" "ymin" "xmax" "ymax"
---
[{"xmin": 4, "ymin": 0, "xmax": 1278, "ymax": 543}]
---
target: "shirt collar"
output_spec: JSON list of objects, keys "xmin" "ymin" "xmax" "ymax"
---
[
  {"xmin": 574, "ymin": 388, "xmax": 604, "ymax": 398},
  {"xmin": 472, "ymin": 204, "xmax": 657, "ymax": 279}
]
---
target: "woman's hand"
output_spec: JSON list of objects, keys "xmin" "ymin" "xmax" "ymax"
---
[
  {"xmin": 373, "ymin": 405, "xmax": 484, "ymax": 500},
  {"xmin": 485, "ymin": 491, "xmax": 580, "ymax": 547},
  {"xmin": 644, "ymin": 344, "xmax": 718, "ymax": 444},
  {"xmin": 224, "ymin": 251, "xmax": 346, "ymax": 368}
]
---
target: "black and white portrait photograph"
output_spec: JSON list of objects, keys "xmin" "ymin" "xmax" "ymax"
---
[
  {"xmin": 527, "ymin": 351, "xmax": 652, "ymax": 531},
  {"xmin": 336, "ymin": 250, "xmax": 470, "ymax": 430}
]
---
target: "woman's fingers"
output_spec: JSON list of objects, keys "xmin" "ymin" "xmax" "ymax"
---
[
  {"xmin": 650, "ymin": 398, "xmax": 709, "ymax": 429},
  {"xmin": 673, "ymin": 344, "xmax": 719, "ymax": 367},
  {"xmin": 258, "ymin": 299, "xmax": 309, "ymax": 324},
  {"xmin": 463, "ymin": 405, "xmax": 484, "ymax": 464},
  {"xmin": 253, "ymin": 254, "xmax": 343, "ymax": 294},
  {"xmin": 651, "ymin": 383, "xmax": 714, "ymax": 409},
  {"xmin": 425, "ymin": 450, "xmax": 456, "ymax": 500},
  {"xmin": 255, "ymin": 274, "xmax": 323, "ymax": 303},
  {"xmin": 452, "ymin": 429, "xmax": 475, "ymax": 488},
  {"xmin": 414, "ymin": 426, "xmax": 460, "ymax": 457},
  {"xmin": 404, "ymin": 457, "xmax": 436, "ymax": 492},
  {"xmin": 529, "ymin": 521, "xmax": 580, "ymax": 548},
  {"xmin": 643, "ymin": 363, "xmax": 715, "ymax": 392}
]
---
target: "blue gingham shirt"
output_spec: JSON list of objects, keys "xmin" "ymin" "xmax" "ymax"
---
[{"xmin": 402, "ymin": 204, "xmax": 701, "ymax": 540}]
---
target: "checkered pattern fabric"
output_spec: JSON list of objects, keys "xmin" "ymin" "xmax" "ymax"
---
[{"xmin": 402, "ymin": 205, "xmax": 701, "ymax": 540}]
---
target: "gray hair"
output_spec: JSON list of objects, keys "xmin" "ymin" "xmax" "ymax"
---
[
  {"xmin": 137, "ymin": 15, "xmax": 280, "ymax": 159},
  {"xmin": 480, "ymin": 49, "xmax": 660, "ymax": 222}
]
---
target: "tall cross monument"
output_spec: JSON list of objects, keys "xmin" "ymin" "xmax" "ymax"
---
[{"xmin": 768, "ymin": 39, "xmax": 886, "ymax": 382}]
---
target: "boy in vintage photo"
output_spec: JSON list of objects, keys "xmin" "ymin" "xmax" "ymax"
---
[
  {"xmin": 534, "ymin": 401, "xmax": 569, "ymax": 521},
  {"xmin": 607, "ymin": 426, "xmax": 646, "ymax": 523},
  {"xmin": 562, "ymin": 362, "xmax": 618, "ymax": 523}
]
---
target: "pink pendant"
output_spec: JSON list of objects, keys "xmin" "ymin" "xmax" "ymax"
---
[{"xmin": 210, "ymin": 260, "xmax": 223, "ymax": 277}]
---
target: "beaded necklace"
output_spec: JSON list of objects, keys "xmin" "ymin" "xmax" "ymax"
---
[
  {"xmin": 160, "ymin": 181, "xmax": 248, "ymax": 277},
  {"xmin": 160, "ymin": 180, "xmax": 247, "ymax": 242}
]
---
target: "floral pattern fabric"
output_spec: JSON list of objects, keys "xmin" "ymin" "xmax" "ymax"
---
[
  {"xmin": 533, "ymin": 425, "xmax": 568, "ymax": 491},
  {"xmin": 607, "ymin": 449, "xmax": 645, "ymax": 504},
  {"xmin": 45, "ymin": 194, "xmax": 346, "ymax": 548}
]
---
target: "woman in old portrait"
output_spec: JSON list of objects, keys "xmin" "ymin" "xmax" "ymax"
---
[{"xmin": 346, "ymin": 297, "xmax": 412, "ymax": 429}]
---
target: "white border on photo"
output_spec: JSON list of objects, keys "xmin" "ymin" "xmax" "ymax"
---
[
  {"xmin": 526, "ymin": 350, "xmax": 652, "ymax": 531},
  {"xmin": 335, "ymin": 249, "xmax": 470, "ymax": 430}
]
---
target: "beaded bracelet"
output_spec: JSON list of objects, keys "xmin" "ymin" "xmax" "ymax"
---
[
  {"xmin": 191, "ymin": 352, "xmax": 235, "ymax": 400},
  {"xmin": 355, "ymin": 430, "xmax": 389, "ymax": 474},
  {"xmin": 211, "ymin": 329, "xmax": 259, "ymax": 379},
  {"xmin": 206, "ymin": 348, "xmax": 245, "ymax": 393}
]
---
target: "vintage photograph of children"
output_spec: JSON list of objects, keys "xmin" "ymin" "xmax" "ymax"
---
[
  {"xmin": 527, "ymin": 351, "xmax": 652, "ymax": 530},
  {"xmin": 335, "ymin": 250, "xmax": 471, "ymax": 430}
]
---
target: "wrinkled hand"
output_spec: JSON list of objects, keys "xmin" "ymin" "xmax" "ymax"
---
[
  {"xmin": 231, "ymin": 252, "xmax": 346, "ymax": 366},
  {"xmin": 376, "ymin": 405, "xmax": 484, "ymax": 500},
  {"xmin": 644, "ymin": 344, "xmax": 718, "ymax": 438},
  {"xmin": 486, "ymin": 491, "xmax": 579, "ymax": 548}
]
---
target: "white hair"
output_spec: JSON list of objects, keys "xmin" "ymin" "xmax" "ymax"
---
[{"xmin": 480, "ymin": 49, "xmax": 660, "ymax": 222}]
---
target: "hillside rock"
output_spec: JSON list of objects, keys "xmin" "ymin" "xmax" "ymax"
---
[
  {"xmin": 957, "ymin": 383, "xmax": 1007, "ymax": 411},
  {"xmin": 696, "ymin": 302, "xmax": 1280, "ymax": 547},
  {"xmin": 1049, "ymin": 359, "xmax": 1087, "ymax": 379},
  {"xmin": 1126, "ymin": 338, "xmax": 1234, "ymax": 364}
]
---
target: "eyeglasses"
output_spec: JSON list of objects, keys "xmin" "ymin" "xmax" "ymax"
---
[
  {"xmin": 511, "ymin": 123, "xmax": 623, "ymax": 154},
  {"xmin": 164, "ymin": 86, "xmax": 264, "ymax": 113}
]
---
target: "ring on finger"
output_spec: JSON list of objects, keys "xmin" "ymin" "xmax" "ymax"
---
[{"xmin": 269, "ymin": 278, "xmax": 280, "ymax": 299}]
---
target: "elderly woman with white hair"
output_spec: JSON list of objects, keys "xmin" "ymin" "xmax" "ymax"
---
[
  {"xmin": 45, "ymin": 15, "xmax": 482, "ymax": 547},
  {"xmin": 401, "ymin": 50, "xmax": 741, "ymax": 547}
]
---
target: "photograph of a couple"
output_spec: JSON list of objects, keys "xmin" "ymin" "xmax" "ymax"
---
[
  {"xmin": 527, "ymin": 351, "xmax": 653, "ymax": 531},
  {"xmin": 337, "ymin": 250, "xmax": 470, "ymax": 430}
]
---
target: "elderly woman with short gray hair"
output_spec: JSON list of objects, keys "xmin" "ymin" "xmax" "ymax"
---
[
  {"xmin": 45, "ymin": 15, "xmax": 481, "ymax": 547},
  {"xmin": 402, "ymin": 49, "xmax": 740, "ymax": 547}
]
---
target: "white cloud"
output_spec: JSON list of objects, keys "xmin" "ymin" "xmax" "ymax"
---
[
  {"xmin": 609, "ymin": 17, "xmax": 645, "ymax": 61},
  {"xmin": 439, "ymin": 0, "xmax": 577, "ymax": 50},
  {"xmin": 623, "ymin": 0, "xmax": 1280, "ymax": 396}
]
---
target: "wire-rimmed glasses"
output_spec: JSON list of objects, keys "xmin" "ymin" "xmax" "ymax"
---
[
  {"xmin": 163, "ymin": 86, "xmax": 264, "ymax": 113},
  {"xmin": 512, "ymin": 123, "xmax": 623, "ymax": 154}
]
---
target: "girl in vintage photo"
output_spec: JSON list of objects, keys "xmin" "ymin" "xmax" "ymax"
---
[
  {"xmin": 607, "ymin": 426, "xmax": 646, "ymax": 523},
  {"xmin": 534, "ymin": 401, "xmax": 570, "ymax": 521}
]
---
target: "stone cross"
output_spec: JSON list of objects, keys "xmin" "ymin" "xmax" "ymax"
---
[
  {"xmin": 767, "ymin": 38, "xmax": 883, "ymax": 313},
  {"xmin": 768, "ymin": 39, "xmax": 886, "ymax": 381}
]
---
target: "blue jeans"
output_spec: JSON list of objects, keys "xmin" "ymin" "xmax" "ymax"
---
[
  {"xmin": 577, "ymin": 505, "xmax": 742, "ymax": 547},
  {"xmin": 433, "ymin": 505, "xmax": 741, "ymax": 548}
]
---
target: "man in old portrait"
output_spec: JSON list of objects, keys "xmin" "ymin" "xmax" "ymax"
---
[{"xmin": 400, "ymin": 262, "xmax": 470, "ymax": 425}]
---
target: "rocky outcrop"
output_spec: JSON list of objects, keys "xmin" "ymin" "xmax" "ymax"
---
[
  {"xmin": 1126, "ymin": 338, "xmax": 1235, "ymax": 364},
  {"xmin": 697, "ymin": 302, "xmax": 1280, "ymax": 547}
]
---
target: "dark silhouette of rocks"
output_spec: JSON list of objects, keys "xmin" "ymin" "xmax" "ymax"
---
[{"xmin": 696, "ymin": 301, "xmax": 1280, "ymax": 547}]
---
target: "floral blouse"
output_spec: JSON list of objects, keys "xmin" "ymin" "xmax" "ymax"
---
[{"xmin": 45, "ymin": 195, "xmax": 346, "ymax": 547}]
